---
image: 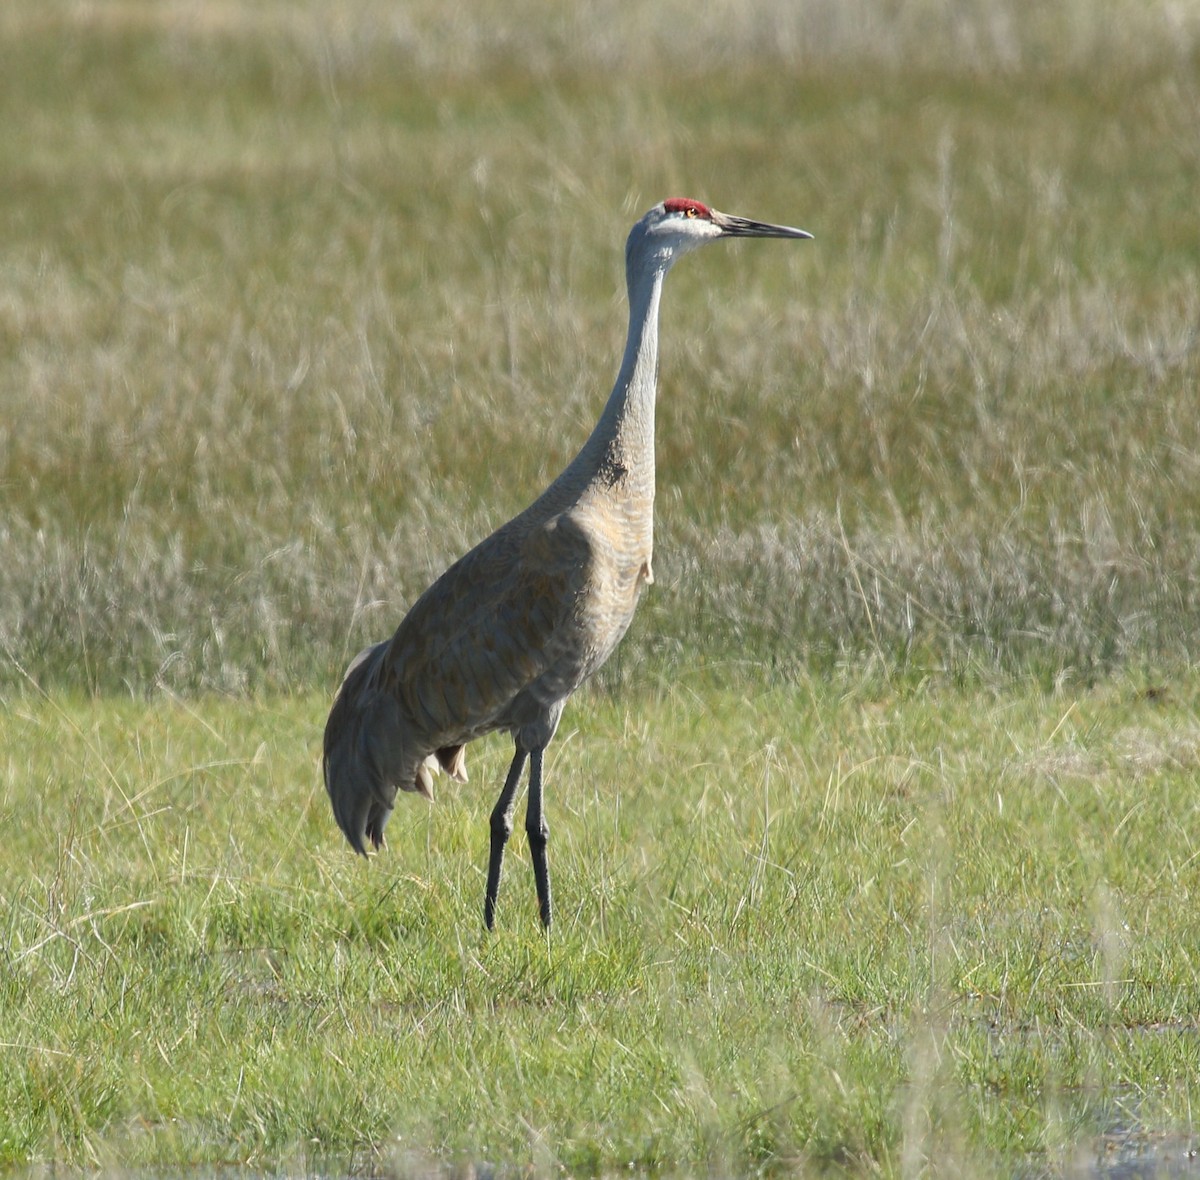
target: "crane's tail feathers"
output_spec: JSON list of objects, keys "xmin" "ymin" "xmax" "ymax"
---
[
  {"xmin": 323, "ymin": 644, "xmax": 469, "ymax": 855},
  {"xmin": 325, "ymin": 754, "xmax": 391, "ymax": 856},
  {"xmin": 324, "ymin": 640, "xmax": 410, "ymax": 855}
]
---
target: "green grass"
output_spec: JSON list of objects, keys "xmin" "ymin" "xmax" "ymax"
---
[
  {"xmin": 4, "ymin": 674, "xmax": 1200, "ymax": 1174},
  {"xmin": 3, "ymin": 0, "xmax": 1200, "ymax": 1173}
]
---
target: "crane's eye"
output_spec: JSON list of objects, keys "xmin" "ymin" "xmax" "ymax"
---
[{"xmin": 684, "ymin": 206, "xmax": 697, "ymax": 218}]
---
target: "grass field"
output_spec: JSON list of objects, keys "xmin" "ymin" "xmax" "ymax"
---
[
  {"xmin": 5, "ymin": 676, "xmax": 1200, "ymax": 1175},
  {"xmin": 3, "ymin": 0, "xmax": 1200, "ymax": 1174}
]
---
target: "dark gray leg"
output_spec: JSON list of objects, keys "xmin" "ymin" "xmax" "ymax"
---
[
  {"xmin": 526, "ymin": 747, "xmax": 552, "ymax": 928},
  {"xmin": 485, "ymin": 748, "xmax": 528, "ymax": 930}
]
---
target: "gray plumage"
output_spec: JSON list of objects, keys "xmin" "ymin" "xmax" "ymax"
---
[{"xmin": 323, "ymin": 197, "xmax": 811, "ymax": 928}]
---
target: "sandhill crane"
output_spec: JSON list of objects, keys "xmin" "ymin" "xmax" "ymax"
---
[{"xmin": 324, "ymin": 197, "xmax": 811, "ymax": 929}]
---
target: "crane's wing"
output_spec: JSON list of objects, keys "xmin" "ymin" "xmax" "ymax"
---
[
  {"xmin": 380, "ymin": 508, "xmax": 598, "ymax": 741},
  {"xmin": 323, "ymin": 507, "xmax": 600, "ymax": 856}
]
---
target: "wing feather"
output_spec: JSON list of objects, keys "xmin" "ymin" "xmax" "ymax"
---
[{"xmin": 380, "ymin": 510, "xmax": 597, "ymax": 743}]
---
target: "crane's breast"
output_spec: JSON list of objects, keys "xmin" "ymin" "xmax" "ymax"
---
[{"xmin": 552, "ymin": 500, "xmax": 652, "ymax": 676}]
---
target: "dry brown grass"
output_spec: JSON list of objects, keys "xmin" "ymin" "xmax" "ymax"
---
[{"xmin": 1, "ymin": 0, "xmax": 1199, "ymax": 693}]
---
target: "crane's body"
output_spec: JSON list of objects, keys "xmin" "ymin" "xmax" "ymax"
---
[{"xmin": 324, "ymin": 198, "xmax": 810, "ymax": 928}]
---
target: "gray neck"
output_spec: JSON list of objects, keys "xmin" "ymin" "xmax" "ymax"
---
[{"xmin": 561, "ymin": 256, "xmax": 665, "ymax": 494}]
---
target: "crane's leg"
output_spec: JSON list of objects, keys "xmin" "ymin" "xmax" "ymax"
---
[
  {"xmin": 526, "ymin": 747, "xmax": 552, "ymax": 928},
  {"xmin": 484, "ymin": 748, "xmax": 528, "ymax": 931}
]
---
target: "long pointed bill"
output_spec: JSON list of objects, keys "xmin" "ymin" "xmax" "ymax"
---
[{"xmin": 713, "ymin": 211, "xmax": 813, "ymax": 240}]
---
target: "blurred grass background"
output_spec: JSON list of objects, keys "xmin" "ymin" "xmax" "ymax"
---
[{"xmin": 3, "ymin": 0, "xmax": 1199, "ymax": 695}]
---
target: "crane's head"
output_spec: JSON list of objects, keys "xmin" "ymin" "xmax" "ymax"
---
[{"xmin": 627, "ymin": 197, "xmax": 812, "ymax": 273}]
